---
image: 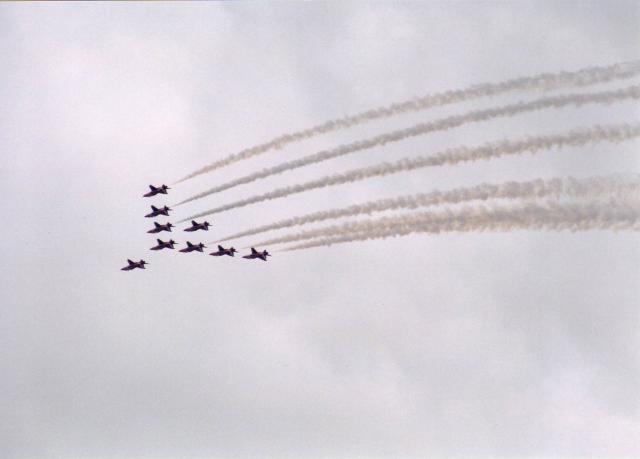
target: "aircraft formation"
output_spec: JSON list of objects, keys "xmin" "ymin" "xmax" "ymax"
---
[
  {"xmin": 121, "ymin": 184, "xmax": 270, "ymax": 271},
  {"xmin": 121, "ymin": 62, "xmax": 640, "ymax": 271}
]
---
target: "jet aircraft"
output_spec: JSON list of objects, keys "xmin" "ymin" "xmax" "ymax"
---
[
  {"xmin": 147, "ymin": 222, "xmax": 174, "ymax": 233},
  {"xmin": 143, "ymin": 184, "xmax": 170, "ymax": 197},
  {"xmin": 242, "ymin": 247, "xmax": 271, "ymax": 261},
  {"xmin": 210, "ymin": 245, "xmax": 237, "ymax": 257},
  {"xmin": 121, "ymin": 259, "xmax": 148, "ymax": 271},
  {"xmin": 150, "ymin": 239, "xmax": 177, "ymax": 250},
  {"xmin": 179, "ymin": 242, "xmax": 206, "ymax": 253},
  {"xmin": 145, "ymin": 205, "xmax": 171, "ymax": 218},
  {"xmin": 184, "ymin": 220, "xmax": 211, "ymax": 232}
]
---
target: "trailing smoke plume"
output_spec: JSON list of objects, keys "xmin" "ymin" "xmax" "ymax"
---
[
  {"xmin": 254, "ymin": 190, "xmax": 639, "ymax": 247},
  {"xmin": 180, "ymin": 123, "xmax": 640, "ymax": 222},
  {"xmin": 175, "ymin": 60, "xmax": 640, "ymax": 183},
  {"xmin": 176, "ymin": 85, "xmax": 640, "ymax": 206},
  {"xmin": 276, "ymin": 200, "xmax": 640, "ymax": 252},
  {"xmin": 220, "ymin": 175, "xmax": 639, "ymax": 243}
]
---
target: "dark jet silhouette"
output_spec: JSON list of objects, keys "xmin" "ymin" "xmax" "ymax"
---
[
  {"xmin": 143, "ymin": 184, "xmax": 170, "ymax": 197},
  {"xmin": 145, "ymin": 205, "xmax": 171, "ymax": 218},
  {"xmin": 147, "ymin": 222, "xmax": 174, "ymax": 233},
  {"xmin": 150, "ymin": 239, "xmax": 177, "ymax": 250},
  {"xmin": 179, "ymin": 241, "xmax": 206, "ymax": 253},
  {"xmin": 121, "ymin": 259, "xmax": 148, "ymax": 271},
  {"xmin": 243, "ymin": 247, "xmax": 271, "ymax": 261},
  {"xmin": 184, "ymin": 220, "xmax": 211, "ymax": 232},
  {"xmin": 210, "ymin": 245, "xmax": 237, "ymax": 257}
]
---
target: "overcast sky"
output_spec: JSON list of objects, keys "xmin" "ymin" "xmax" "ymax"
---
[{"xmin": 1, "ymin": 2, "xmax": 639, "ymax": 458}]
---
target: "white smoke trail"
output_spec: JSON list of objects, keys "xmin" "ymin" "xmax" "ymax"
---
[
  {"xmin": 175, "ymin": 60, "xmax": 640, "ymax": 183},
  {"xmin": 220, "ymin": 175, "xmax": 639, "ymax": 243},
  {"xmin": 179, "ymin": 123, "xmax": 640, "ymax": 222},
  {"xmin": 254, "ymin": 191, "xmax": 638, "ymax": 247},
  {"xmin": 276, "ymin": 200, "xmax": 640, "ymax": 252},
  {"xmin": 176, "ymin": 85, "xmax": 640, "ymax": 206}
]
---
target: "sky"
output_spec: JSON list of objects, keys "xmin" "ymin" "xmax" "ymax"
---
[{"xmin": 0, "ymin": 2, "xmax": 639, "ymax": 458}]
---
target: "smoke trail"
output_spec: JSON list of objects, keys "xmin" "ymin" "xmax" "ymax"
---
[
  {"xmin": 179, "ymin": 123, "xmax": 640, "ymax": 222},
  {"xmin": 176, "ymin": 85, "xmax": 640, "ymax": 206},
  {"xmin": 176, "ymin": 60, "xmax": 640, "ymax": 183},
  {"xmin": 222, "ymin": 175, "xmax": 639, "ymax": 243},
  {"xmin": 277, "ymin": 200, "xmax": 640, "ymax": 252},
  {"xmin": 254, "ymin": 191, "xmax": 638, "ymax": 247}
]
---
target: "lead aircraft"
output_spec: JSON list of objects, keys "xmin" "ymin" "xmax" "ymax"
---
[{"xmin": 121, "ymin": 259, "xmax": 148, "ymax": 271}]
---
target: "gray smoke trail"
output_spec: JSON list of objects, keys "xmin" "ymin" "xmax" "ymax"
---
[
  {"xmin": 179, "ymin": 123, "xmax": 640, "ymax": 222},
  {"xmin": 223, "ymin": 175, "xmax": 639, "ymax": 244},
  {"xmin": 277, "ymin": 200, "xmax": 640, "ymax": 252},
  {"xmin": 254, "ymin": 191, "xmax": 638, "ymax": 247},
  {"xmin": 175, "ymin": 60, "xmax": 640, "ymax": 183},
  {"xmin": 176, "ymin": 85, "xmax": 640, "ymax": 206}
]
